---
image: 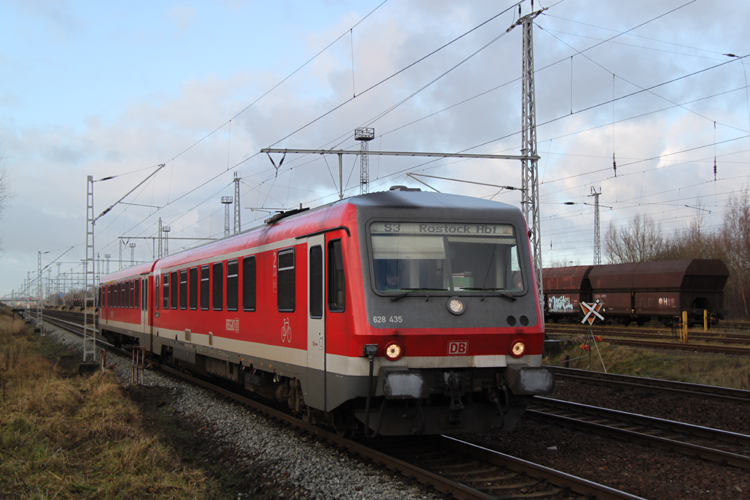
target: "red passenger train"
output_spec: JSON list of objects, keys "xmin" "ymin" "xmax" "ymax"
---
[{"xmin": 99, "ymin": 188, "xmax": 554, "ymax": 436}]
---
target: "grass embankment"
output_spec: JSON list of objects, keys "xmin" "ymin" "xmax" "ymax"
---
[
  {"xmin": 0, "ymin": 306, "xmax": 241, "ymax": 499},
  {"xmin": 545, "ymin": 338, "xmax": 750, "ymax": 390}
]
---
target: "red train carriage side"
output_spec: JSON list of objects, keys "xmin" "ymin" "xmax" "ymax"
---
[
  {"xmin": 99, "ymin": 189, "xmax": 554, "ymax": 436},
  {"xmin": 98, "ymin": 261, "xmax": 155, "ymax": 346}
]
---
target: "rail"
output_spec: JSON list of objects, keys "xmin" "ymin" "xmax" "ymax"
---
[{"xmin": 29, "ymin": 309, "xmax": 644, "ymax": 500}]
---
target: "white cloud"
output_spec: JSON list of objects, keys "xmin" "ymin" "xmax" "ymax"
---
[{"xmin": 167, "ymin": 4, "xmax": 196, "ymax": 36}]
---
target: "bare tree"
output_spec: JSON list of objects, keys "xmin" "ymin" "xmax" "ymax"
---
[
  {"xmin": 660, "ymin": 201, "xmax": 720, "ymax": 260},
  {"xmin": 720, "ymin": 189, "xmax": 750, "ymax": 319},
  {"xmin": 604, "ymin": 214, "xmax": 665, "ymax": 263}
]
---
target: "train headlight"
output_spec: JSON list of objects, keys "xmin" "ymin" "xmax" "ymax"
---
[
  {"xmin": 447, "ymin": 296, "xmax": 466, "ymax": 316},
  {"xmin": 510, "ymin": 340, "xmax": 526, "ymax": 358},
  {"xmin": 384, "ymin": 341, "xmax": 404, "ymax": 361}
]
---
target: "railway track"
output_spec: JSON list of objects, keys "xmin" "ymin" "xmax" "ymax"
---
[
  {"xmin": 554, "ymin": 366, "xmax": 750, "ymax": 404},
  {"xmin": 546, "ymin": 324, "xmax": 750, "ymax": 355},
  {"xmin": 27, "ymin": 309, "xmax": 644, "ymax": 500},
  {"xmin": 546, "ymin": 322, "xmax": 750, "ymax": 340},
  {"xmin": 593, "ymin": 337, "xmax": 750, "ymax": 355},
  {"xmin": 551, "ymin": 366, "xmax": 750, "ymax": 404},
  {"xmin": 528, "ymin": 397, "xmax": 750, "ymax": 469}
]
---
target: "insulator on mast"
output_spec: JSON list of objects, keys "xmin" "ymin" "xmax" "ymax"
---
[{"xmin": 613, "ymin": 153, "xmax": 617, "ymax": 178}]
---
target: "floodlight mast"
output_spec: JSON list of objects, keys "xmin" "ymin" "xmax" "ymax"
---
[
  {"xmin": 355, "ymin": 128, "xmax": 375, "ymax": 195},
  {"xmin": 162, "ymin": 226, "xmax": 171, "ymax": 256},
  {"xmin": 221, "ymin": 196, "xmax": 233, "ymax": 238},
  {"xmin": 129, "ymin": 243, "xmax": 136, "ymax": 266}
]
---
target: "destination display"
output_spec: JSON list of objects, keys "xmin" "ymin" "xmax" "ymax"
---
[{"xmin": 370, "ymin": 222, "xmax": 514, "ymax": 236}]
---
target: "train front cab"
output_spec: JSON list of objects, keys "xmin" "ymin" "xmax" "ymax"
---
[{"xmin": 337, "ymin": 193, "xmax": 554, "ymax": 436}]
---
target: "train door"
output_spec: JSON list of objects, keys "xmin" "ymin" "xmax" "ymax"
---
[
  {"xmin": 140, "ymin": 277, "xmax": 148, "ymax": 330},
  {"xmin": 306, "ymin": 234, "xmax": 326, "ymax": 410}
]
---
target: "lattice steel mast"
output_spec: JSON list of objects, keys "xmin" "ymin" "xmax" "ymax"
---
[
  {"xmin": 590, "ymin": 187, "xmax": 602, "ymax": 265},
  {"xmin": 36, "ymin": 251, "xmax": 42, "ymax": 331},
  {"xmin": 510, "ymin": 5, "xmax": 546, "ymax": 310},
  {"xmin": 233, "ymin": 173, "xmax": 242, "ymax": 233},
  {"xmin": 157, "ymin": 218, "xmax": 163, "ymax": 258},
  {"xmin": 83, "ymin": 175, "xmax": 96, "ymax": 362}
]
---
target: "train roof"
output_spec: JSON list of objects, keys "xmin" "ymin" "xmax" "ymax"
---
[
  {"xmin": 542, "ymin": 266, "xmax": 592, "ymax": 292},
  {"xmin": 588, "ymin": 259, "xmax": 729, "ymax": 292},
  {"xmin": 100, "ymin": 189, "xmax": 526, "ymax": 281},
  {"xmin": 99, "ymin": 261, "xmax": 156, "ymax": 283},
  {"xmin": 350, "ymin": 189, "xmax": 520, "ymax": 213}
]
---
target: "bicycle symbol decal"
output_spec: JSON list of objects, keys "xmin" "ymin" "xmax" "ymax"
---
[{"xmin": 281, "ymin": 318, "xmax": 292, "ymax": 343}]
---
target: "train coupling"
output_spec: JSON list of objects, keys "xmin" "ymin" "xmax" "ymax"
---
[{"xmin": 503, "ymin": 365, "xmax": 555, "ymax": 395}]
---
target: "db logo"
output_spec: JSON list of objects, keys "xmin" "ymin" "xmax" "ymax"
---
[{"xmin": 448, "ymin": 341, "xmax": 468, "ymax": 355}]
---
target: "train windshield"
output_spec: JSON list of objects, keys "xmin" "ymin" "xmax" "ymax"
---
[{"xmin": 370, "ymin": 222, "xmax": 524, "ymax": 294}]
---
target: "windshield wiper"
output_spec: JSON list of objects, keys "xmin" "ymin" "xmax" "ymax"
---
[
  {"xmin": 459, "ymin": 287, "xmax": 517, "ymax": 301},
  {"xmin": 390, "ymin": 288, "xmax": 448, "ymax": 301}
]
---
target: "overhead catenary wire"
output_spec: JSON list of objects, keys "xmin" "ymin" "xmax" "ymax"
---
[{"xmin": 94, "ymin": 1, "xmax": 750, "ymax": 270}]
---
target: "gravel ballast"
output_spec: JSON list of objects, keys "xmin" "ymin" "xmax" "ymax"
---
[{"xmin": 45, "ymin": 323, "xmax": 440, "ymax": 500}]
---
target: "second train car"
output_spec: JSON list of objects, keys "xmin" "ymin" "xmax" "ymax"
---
[{"xmin": 543, "ymin": 259, "xmax": 729, "ymax": 326}]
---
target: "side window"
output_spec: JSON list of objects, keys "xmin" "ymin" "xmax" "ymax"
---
[
  {"xmin": 170, "ymin": 271, "xmax": 178, "ymax": 309},
  {"xmin": 135, "ymin": 279, "xmax": 140, "ymax": 309},
  {"xmin": 155, "ymin": 275, "xmax": 160, "ymax": 310},
  {"xmin": 242, "ymin": 256, "xmax": 256, "ymax": 311},
  {"xmin": 179, "ymin": 269, "xmax": 187, "ymax": 310},
  {"xmin": 278, "ymin": 248, "xmax": 295, "ymax": 312},
  {"xmin": 212, "ymin": 262, "xmax": 223, "ymax": 311},
  {"xmin": 200, "ymin": 265, "xmax": 210, "ymax": 311},
  {"xmin": 129, "ymin": 281, "xmax": 134, "ymax": 308},
  {"xmin": 143, "ymin": 278, "xmax": 148, "ymax": 311},
  {"xmin": 162, "ymin": 273, "xmax": 170, "ymax": 309},
  {"xmin": 189, "ymin": 268, "xmax": 198, "ymax": 310},
  {"xmin": 328, "ymin": 239, "xmax": 346, "ymax": 312},
  {"xmin": 114, "ymin": 283, "xmax": 118, "ymax": 308},
  {"xmin": 227, "ymin": 260, "xmax": 238, "ymax": 311},
  {"xmin": 126, "ymin": 282, "xmax": 130, "ymax": 308},
  {"xmin": 310, "ymin": 246, "xmax": 323, "ymax": 319}
]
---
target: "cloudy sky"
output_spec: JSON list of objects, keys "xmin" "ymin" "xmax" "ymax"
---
[{"xmin": 1, "ymin": 0, "xmax": 749, "ymax": 298}]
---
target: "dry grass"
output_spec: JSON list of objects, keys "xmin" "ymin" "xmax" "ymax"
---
[
  {"xmin": 0, "ymin": 307, "xmax": 230, "ymax": 499},
  {"xmin": 545, "ymin": 338, "xmax": 750, "ymax": 390}
]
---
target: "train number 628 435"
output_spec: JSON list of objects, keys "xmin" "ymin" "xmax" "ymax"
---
[{"xmin": 372, "ymin": 315, "xmax": 402, "ymax": 324}]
